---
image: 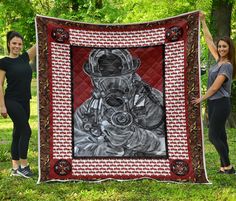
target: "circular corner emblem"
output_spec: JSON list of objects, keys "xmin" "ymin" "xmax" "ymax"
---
[
  {"xmin": 170, "ymin": 160, "xmax": 189, "ymax": 176},
  {"xmin": 54, "ymin": 159, "xmax": 72, "ymax": 176},
  {"xmin": 51, "ymin": 28, "xmax": 69, "ymax": 43},
  {"xmin": 166, "ymin": 26, "xmax": 183, "ymax": 42}
]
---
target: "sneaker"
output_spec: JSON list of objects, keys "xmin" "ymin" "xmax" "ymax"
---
[
  {"xmin": 224, "ymin": 167, "xmax": 236, "ymax": 174},
  {"xmin": 217, "ymin": 169, "xmax": 225, "ymax": 174},
  {"xmin": 17, "ymin": 165, "xmax": 34, "ymax": 178},
  {"xmin": 10, "ymin": 169, "xmax": 20, "ymax": 176}
]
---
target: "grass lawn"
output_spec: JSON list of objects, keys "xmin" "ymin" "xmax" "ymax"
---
[{"xmin": 0, "ymin": 79, "xmax": 236, "ymax": 201}]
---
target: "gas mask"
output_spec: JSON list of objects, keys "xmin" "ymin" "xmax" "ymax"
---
[
  {"xmin": 83, "ymin": 48, "xmax": 140, "ymax": 128},
  {"xmin": 82, "ymin": 48, "xmax": 164, "ymax": 130},
  {"xmin": 92, "ymin": 74, "xmax": 135, "ymax": 128}
]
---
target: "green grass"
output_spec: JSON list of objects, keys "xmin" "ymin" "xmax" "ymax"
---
[{"xmin": 0, "ymin": 79, "xmax": 236, "ymax": 201}]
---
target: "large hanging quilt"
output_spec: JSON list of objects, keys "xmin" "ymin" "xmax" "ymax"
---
[{"xmin": 36, "ymin": 11, "xmax": 209, "ymax": 183}]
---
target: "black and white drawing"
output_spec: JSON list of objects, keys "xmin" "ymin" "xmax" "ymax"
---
[{"xmin": 73, "ymin": 48, "xmax": 166, "ymax": 157}]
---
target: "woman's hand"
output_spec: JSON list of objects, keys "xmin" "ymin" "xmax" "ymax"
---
[
  {"xmin": 0, "ymin": 106, "xmax": 7, "ymax": 118},
  {"xmin": 191, "ymin": 97, "xmax": 202, "ymax": 105},
  {"xmin": 199, "ymin": 11, "xmax": 219, "ymax": 60},
  {"xmin": 199, "ymin": 11, "xmax": 206, "ymax": 22}
]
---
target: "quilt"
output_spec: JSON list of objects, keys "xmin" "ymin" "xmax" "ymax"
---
[{"xmin": 36, "ymin": 11, "xmax": 208, "ymax": 183}]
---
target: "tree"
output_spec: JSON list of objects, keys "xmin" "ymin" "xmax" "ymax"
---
[
  {"xmin": 210, "ymin": 0, "xmax": 233, "ymax": 38},
  {"xmin": 0, "ymin": 0, "xmax": 36, "ymax": 53}
]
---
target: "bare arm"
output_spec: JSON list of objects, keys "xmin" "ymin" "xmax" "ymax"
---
[
  {"xmin": 0, "ymin": 70, "xmax": 7, "ymax": 118},
  {"xmin": 27, "ymin": 44, "xmax": 36, "ymax": 61},
  {"xmin": 200, "ymin": 12, "xmax": 219, "ymax": 61},
  {"xmin": 192, "ymin": 74, "xmax": 226, "ymax": 104}
]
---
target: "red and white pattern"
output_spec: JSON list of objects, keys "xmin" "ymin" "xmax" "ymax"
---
[
  {"xmin": 69, "ymin": 28, "xmax": 165, "ymax": 47},
  {"xmin": 72, "ymin": 159, "xmax": 171, "ymax": 177},
  {"xmin": 51, "ymin": 43, "xmax": 72, "ymax": 159},
  {"xmin": 165, "ymin": 41, "xmax": 189, "ymax": 159}
]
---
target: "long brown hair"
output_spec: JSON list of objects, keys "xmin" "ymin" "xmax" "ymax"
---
[{"xmin": 216, "ymin": 36, "xmax": 236, "ymax": 79}]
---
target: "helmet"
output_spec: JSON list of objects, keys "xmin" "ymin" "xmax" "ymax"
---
[{"xmin": 84, "ymin": 49, "xmax": 140, "ymax": 77}]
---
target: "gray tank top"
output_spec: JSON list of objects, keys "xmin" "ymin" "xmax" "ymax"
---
[{"xmin": 207, "ymin": 62, "xmax": 233, "ymax": 100}]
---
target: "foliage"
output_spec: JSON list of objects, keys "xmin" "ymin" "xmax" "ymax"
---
[
  {"xmin": 0, "ymin": 0, "xmax": 36, "ymax": 53},
  {"xmin": 0, "ymin": 0, "xmax": 234, "ymax": 65},
  {"xmin": 1, "ymin": 80, "xmax": 236, "ymax": 200},
  {"xmin": 0, "ymin": 0, "xmax": 235, "ymax": 51}
]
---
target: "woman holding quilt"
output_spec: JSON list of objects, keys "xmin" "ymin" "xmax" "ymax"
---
[
  {"xmin": 0, "ymin": 31, "xmax": 36, "ymax": 178},
  {"xmin": 192, "ymin": 12, "xmax": 236, "ymax": 174}
]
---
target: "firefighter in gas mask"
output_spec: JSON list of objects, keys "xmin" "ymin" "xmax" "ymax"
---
[{"xmin": 74, "ymin": 48, "xmax": 166, "ymax": 157}]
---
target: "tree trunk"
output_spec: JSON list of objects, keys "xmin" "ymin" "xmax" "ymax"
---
[
  {"xmin": 71, "ymin": 0, "xmax": 79, "ymax": 11},
  {"xmin": 210, "ymin": 0, "xmax": 232, "ymax": 38},
  {"xmin": 95, "ymin": 0, "xmax": 103, "ymax": 9}
]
